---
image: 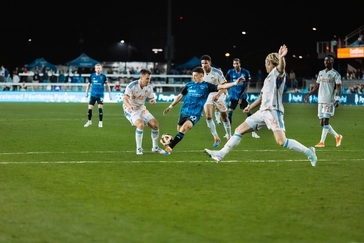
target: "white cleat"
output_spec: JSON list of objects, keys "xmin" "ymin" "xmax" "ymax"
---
[
  {"xmin": 136, "ymin": 148, "xmax": 143, "ymax": 155},
  {"xmin": 252, "ymin": 132, "xmax": 260, "ymax": 138},
  {"xmin": 152, "ymin": 147, "xmax": 170, "ymax": 155},
  {"xmin": 84, "ymin": 121, "xmax": 92, "ymax": 127},
  {"xmin": 98, "ymin": 122, "xmax": 103, "ymax": 128},
  {"xmin": 307, "ymin": 147, "xmax": 317, "ymax": 167},
  {"xmin": 204, "ymin": 148, "xmax": 223, "ymax": 162}
]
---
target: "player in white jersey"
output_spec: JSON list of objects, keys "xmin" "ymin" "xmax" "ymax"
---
[
  {"xmin": 200, "ymin": 55, "xmax": 232, "ymax": 147},
  {"xmin": 304, "ymin": 55, "xmax": 343, "ymax": 148},
  {"xmin": 205, "ymin": 45, "xmax": 317, "ymax": 167},
  {"xmin": 123, "ymin": 69, "xmax": 168, "ymax": 155}
]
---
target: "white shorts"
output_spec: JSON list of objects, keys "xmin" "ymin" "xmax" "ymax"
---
[
  {"xmin": 204, "ymin": 92, "xmax": 228, "ymax": 112},
  {"xmin": 245, "ymin": 110, "xmax": 285, "ymax": 132},
  {"xmin": 317, "ymin": 103, "xmax": 335, "ymax": 119},
  {"xmin": 123, "ymin": 104, "xmax": 155, "ymax": 126}
]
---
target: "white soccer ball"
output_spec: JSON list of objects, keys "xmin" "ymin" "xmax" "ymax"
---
[{"xmin": 160, "ymin": 134, "xmax": 173, "ymax": 146}]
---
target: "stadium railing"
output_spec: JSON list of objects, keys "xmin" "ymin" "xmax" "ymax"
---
[{"xmin": 2, "ymin": 74, "xmax": 363, "ymax": 94}]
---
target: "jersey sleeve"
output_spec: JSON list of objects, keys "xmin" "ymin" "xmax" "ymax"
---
[
  {"xmin": 147, "ymin": 86, "xmax": 155, "ymax": 99},
  {"xmin": 180, "ymin": 85, "xmax": 188, "ymax": 96},
  {"xmin": 334, "ymin": 72, "xmax": 342, "ymax": 85},
  {"xmin": 244, "ymin": 69, "xmax": 252, "ymax": 81},
  {"xmin": 224, "ymin": 69, "xmax": 231, "ymax": 82},
  {"xmin": 124, "ymin": 83, "xmax": 132, "ymax": 96},
  {"xmin": 316, "ymin": 71, "xmax": 322, "ymax": 83},
  {"xmin": 207, "ymin": 82, "xmax": 218, "ymax": 92}
]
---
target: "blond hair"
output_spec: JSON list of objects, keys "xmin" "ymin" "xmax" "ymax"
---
[{"xmin": 265, "ymin": 53, "xmax": 280, "ymax": 66}]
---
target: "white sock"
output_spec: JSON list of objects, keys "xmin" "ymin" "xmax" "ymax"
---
[
  {"xmin": 136, "ymin": 129, "xmax": 143, "ymax": 149},
  {"xmin": 327, "ymin": 125, "xmax": 339, "ymax": 138},
  {"xmin": 220, "ymin": 133, "xmax": 242, "ymax": 156},
  {"xmin": 206, "ymin": 119, "xmax": 219, "ymax": 138},
  {"xmin": 284, "ymin": 138, "xmax": 310, "ymax": 155},
  {"xmin": 151, "ymin": 129, "xmax": 159, "ymax": 148},
  {"xmin": 320, "ymin": 125, "xmax": 329, "ymax": 143},
  {"xmin": 215, "ymin": 111, "xmax": 221, "ymax": 122},
  {"xmin": 223, "ymin": 120, "xmax": 231, "ymax": 139}
]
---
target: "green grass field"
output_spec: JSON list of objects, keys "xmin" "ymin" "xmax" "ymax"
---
[{"xmin": 0, "ymin": 102, "xmax": 363, "ymax": 243}]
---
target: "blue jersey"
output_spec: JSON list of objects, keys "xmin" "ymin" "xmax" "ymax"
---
[
  {"xmin": 89, "ymin": 73, "xmax": 108, "ymax": 98},
  {"xmin": 225, "ymin": 68, "xmax": 251, "ymax": 100},
  {"xmin": 180, "ymin": 81, "xmax": 218, "ymax": 117}
]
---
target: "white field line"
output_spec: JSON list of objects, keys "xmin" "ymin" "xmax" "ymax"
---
[
  {"xmin": 0, "ymin": 149, "xmax": 361, "ymax": 155},
  {"xmin": 0, "ymin": 159, "xmax": 363, "ymax": 165},
  {"xmin": 0, "ymin": 149, "xmax": 363, "ymax": 164}
]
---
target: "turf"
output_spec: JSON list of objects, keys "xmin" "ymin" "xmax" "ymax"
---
[{"xmin": 0, "ymin": 102, "xmax": 363, "ymax": 243}]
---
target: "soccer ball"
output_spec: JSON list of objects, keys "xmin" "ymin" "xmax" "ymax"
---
[{"xmin": 160, "ymin": 134, "xmax": 173, "ymax": 146}]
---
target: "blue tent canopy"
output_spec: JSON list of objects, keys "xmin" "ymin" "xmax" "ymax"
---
[
  {"xmin": 27, "ymin": 58, "xmax": 57, "ymax": 71},
  {"xmin": 66, "ymin": 53, "xmax": 100, "ymax": 67},
  {"xmin": 175, "ymin": 56, "xmax": 200, "ymax": 70}
]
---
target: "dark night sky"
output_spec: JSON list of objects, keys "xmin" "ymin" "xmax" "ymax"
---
[{"xmin": 1, "ymin": 0, "xmax": 362, "ymax": 77}]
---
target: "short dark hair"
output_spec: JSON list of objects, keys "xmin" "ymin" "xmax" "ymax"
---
[
  {"xmin": 140, "ymin": 69, "xmax": 151, "ymax": 75},
  {"xmin": 192, "ymin": 67, "xmax": 204, "ymax": 74},
  {"xmin": 200, "ymin": 55, "xmax": 211, "ymax": 61},
  {"xmin": 326, "ymin": 54, "xmax": 335, "ymax": 59}
]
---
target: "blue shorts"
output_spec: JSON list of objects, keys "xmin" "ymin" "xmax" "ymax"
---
[{"xmin": 177, "ymin": 114, "xmax": 201, "ymax": 126}]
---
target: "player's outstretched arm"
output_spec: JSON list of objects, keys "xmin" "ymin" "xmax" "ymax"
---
[{"xmin": 163, "ymin": 94, "xmax": 183, "ymax": 115}]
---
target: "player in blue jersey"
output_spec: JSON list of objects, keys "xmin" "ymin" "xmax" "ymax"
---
[
  {"xmin": 225, "ymin": 58, "xmax": 260, "ymax": 139},
  {"xmin": 162, "ymin": 66, "xmax": 244, "ymax": 154},
  {"xmin": 205, "ymin": 45, "xmax": 317, "ymax": 167},
  {"xmin": 123, "ymin": 69, "xmax": 168, "ymax": 155},
  {"xmin": 84, "ymin": 63, "xmax": 111, "ymax": 128},
  {"xmin": 200, "ymin": 55, "xmax": 232, "ymax": 147},
  {"xmin": 304, "ymin": 55, "xmax": 343, "ymax": 148}
]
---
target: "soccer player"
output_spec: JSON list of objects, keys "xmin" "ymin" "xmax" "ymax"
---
[
  {"xmin": 84, "ymin": 63, "xmax": 111, "ymax": 128},
  {"xmin": 304, "ymin": 55, "xmax": 343, "ymax": 147},
  {"xmin": 205, "ymin": 45, "xmax": 318, "ymax": 167},
  {"xmin": 225, "ymin": 58, "xmax": 260, "ymax": 138},
  {"xmin": 123, "ymin": 69, "xmax": 168, "ymax": 155},
  {"xmin": 162, "ymin": 66, "xmax": 245, "ymax": 154},
  {"xmin": 200, "ymin": 55, "xmax": 232, "ymax": 147}
]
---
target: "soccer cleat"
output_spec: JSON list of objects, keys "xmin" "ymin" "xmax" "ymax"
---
[
  {"xmin": 336, "ymin": 135, "xmax": 343, "ymax": 147},
  {"xmin": 216, "ymin": 120, "xmax": 222, "ymax": 125},
  {"xmin": 204, "ymin": 148, "xmax": 223, "ymax": 162},
  {"xmin": 252, "ymin": 132, "xmax": 260, "ymax": 138},
  {"xmin": 165, "ymin": 146, "xmax": 172, "ymax": 154},
  {"xmin": 315, "ymin": 142, "xmax": 325, "ymax": 148},
  {"xmin": 136, "ymin": 148, "xmax": 143, "ymax": 155},
  {"xmin": 84, "ymin": 121, "xmax": 92, "ymax": 127},
  {"xmin": 152, "ymin": 147, "xmax": 170, "ymax": 155},
  {"xmin": 98, "ymin": 122, "xmax": 103, "ymax": 128},
  {"xmin": 213, "ymin": 137, "xmax": 221, "ymax": 148},
  {"xmin": 307, "ymin": 147, "xmax": 317, "ymax": 167}
]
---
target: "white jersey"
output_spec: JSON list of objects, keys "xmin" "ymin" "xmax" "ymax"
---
[
  {"xmin": 316, "ymin": 68, "xmax": 341, "ymax": 104},
  {"xmin": 260, "ymin": 67, "xmax": 286, "ymax": 113},
  {"xmin": 124, "ymin": 80, "xmax": 155, "ymax": 109},
  {"xmin": 204, "ymin": 67, "xmax": 226, "ymax": 86},
  {"xmin": 204, "ymin": 67, "xmax": 227, "ymax": 105}
]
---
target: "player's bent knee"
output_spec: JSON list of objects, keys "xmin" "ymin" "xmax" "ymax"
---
[{"xmin": 276, "ymin": 140, "xmax": 285, "ymax": 146}]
